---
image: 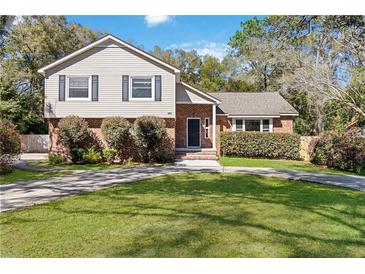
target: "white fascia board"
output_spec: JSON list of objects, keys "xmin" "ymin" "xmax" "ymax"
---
[
  {"xmin": 38, "ymin": 35, "xmax": 180, "ymax": 74},
  {"xmin": 176, "ymin": 102, "xmax": 214, "ymax": 105},
  {"xmin": 280, "ymin": 113, "xmax": 299, "ymax": 116}
]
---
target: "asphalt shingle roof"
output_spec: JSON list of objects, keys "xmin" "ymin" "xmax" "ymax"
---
[{"xmin": 208, "ymin": 92, "xmax": 298, "ymax": 116}]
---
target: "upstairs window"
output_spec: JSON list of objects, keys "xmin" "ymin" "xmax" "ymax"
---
[
  {"xmin": 130, "ymin": 77, "xmax": 154, "ymax": 100},
  {"xmin": 66, "ymin": 76, "xmax": 91, "ymax": 100}
]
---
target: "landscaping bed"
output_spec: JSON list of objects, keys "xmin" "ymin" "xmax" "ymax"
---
[
  {"xmin": 27, "ymin": 161, "xmax": 164, "ymax": 171},
  {"xmin": 1, "ymin": 173, "xmax": 364, "ymax": 257}
]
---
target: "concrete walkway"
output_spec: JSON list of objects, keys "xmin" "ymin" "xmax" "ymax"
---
[{"xmin": 1, "ymin": 164, "xmax": 365, "ymax": 212}]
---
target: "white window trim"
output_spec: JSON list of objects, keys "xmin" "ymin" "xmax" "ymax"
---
[
  {"xmin": 262, "ymin": 119, "xmax": 271, "ymax": 132},
  {"xmin": 233, "ymin": 118, "xmax": 273, "ymax": 132},
  {"xmin": 233, "ymin": 119, "xmax": 244, "ymax": 132},
  {"xmin": 66, "ymin": 76, "xmax": 92, "ymax": 101},
  {"xmin": 204, "ymin": 117, "xmax": 210, "ymax": 138},
  {"xmin": 129, "ymin": 76, "xmax": 155, "ymax": 101}
]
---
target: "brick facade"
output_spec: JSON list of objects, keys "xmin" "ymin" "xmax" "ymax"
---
[
  {"xmin": 48, "ymin": 118, "xmax": 176, "ymax": 155},
  {"xmin": 215, "ymin": 116, "xmax": 232, "ymax": 155},
  {"xmin": 273, "ymin": 117, "xmax": 294, "ymax": 133},
  {"xmin": 175, "ymin": 104, "xmax": 213, "ymax": 148},
  {"xmin": 48, "ymin": 113, "xmax": 294, "ymax": 156}
]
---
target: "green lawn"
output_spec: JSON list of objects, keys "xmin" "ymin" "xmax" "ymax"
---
[
  {"xmin": 219, "ymin": 157, "xmax": 356, "ymax": 176},
  {"xmin": 1, "ymin": 173, "xmax": 364, "ymax": 257},
  {"xmin": 0, "ymin": 169, "xmax": 71, "ymax": 185},
  {"xmin": 27, "ymin": 161, "xmax": 163, "ymax": 171}
]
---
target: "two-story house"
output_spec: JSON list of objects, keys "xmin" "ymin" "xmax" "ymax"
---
[{"xmin": 38, "ymin": 34, "xmax": 298, "ymax": 159}]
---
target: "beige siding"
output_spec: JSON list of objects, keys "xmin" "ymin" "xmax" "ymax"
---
[
  {"xmin": 45, "ymin": 40, "xmax": 176, "ymax": 118},
  {"xmin": 176, "ymin": 83, "xmax": 213, "ymax": 104}
]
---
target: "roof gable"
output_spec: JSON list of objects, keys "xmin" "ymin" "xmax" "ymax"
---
[
  {"xmin": 38, "ymin": 34, "xmax": 180, "ymax": 74},
  {"xmin": 178, "ymin": 82, "xmax": 220, "ymax": 104}
]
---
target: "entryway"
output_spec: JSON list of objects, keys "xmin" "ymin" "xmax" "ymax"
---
[{"xmin": 187, "ymin": 118, "xmax": 200, "ymax": 148}]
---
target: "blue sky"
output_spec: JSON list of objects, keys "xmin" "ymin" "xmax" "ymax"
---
[{"xmin": 66, "ymin": 16, "xmax": 265, "ymax": 59}]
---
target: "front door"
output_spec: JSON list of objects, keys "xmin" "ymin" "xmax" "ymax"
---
[{"xmin": 187, "ymin": 118, "xmax": 200, "ymax": 148}]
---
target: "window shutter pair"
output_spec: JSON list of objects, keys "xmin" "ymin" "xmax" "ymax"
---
[
  {"xmin": 121, "ymin": 75, "xmax": 162, "ymax": 102},
  {"xmin": 58, "ymin": 75, "xmax": 98, "ymax": 101},
  {"xmin": 59, "ymin": 74, "xmax": 161, "ymax": 102}
]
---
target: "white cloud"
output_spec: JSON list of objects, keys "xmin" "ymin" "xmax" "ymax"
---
[
  {"xmin": 167, "ymin": 40, "xmax": 229, "ymax": 60},
  {"xmin": 144, "ymin": 15, "xmax": 173, "ymax": 27}
]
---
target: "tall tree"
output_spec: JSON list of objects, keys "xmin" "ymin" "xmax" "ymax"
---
[
  {"xmin": 0, "ymin": 16, "xmax": 101, "ymax": 133},
  {"xmin": 229, "ymin": 15, "xmax": 365, "ymax": 134},
  {"xmin": 199, "ymin": 55, "xmax": 226, "ymax": 92}
]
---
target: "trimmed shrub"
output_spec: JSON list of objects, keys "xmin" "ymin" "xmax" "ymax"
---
[
  {"xmin": 309, "ymin": 132, "xmax": 336, "ymax": 166},
  {"xmin": 101, "ymin": 117, "xmax": 130, "ymax": 149},
  {"xmin": 69, "ymin": 148, "xmax": 85, "ymax": 163},
  {"xmin": 220, "ymin": 132, "xmax": 301, "ymax": 160},
  {"xmin": 153, "ymin": 136, "xmax": 175, "ymax": 163},
  {"xmin": 0, "ymin": 159, "xmax": 13, "ymax": 175},
  {"xmin": 133, "ymin": 116, "xmax": 168, "ymax": 162},
  {"xmin": 48, "ymin": 154, "xmax": 66, "ymax": 165},
  {"xmin": 103, "ymin": 148, "xmax": 117, "ymax": 164},
  {"xmin": 58, "ymin": 116, "xmax": 89, "ymax": 149},
  {"xmin": 310, "ymin": 130, "xmax": 365, "ymax": 174},
  {"xmin": 83, "ymin": 146, "xmax": 102, "ymax": 164},
  {"xmin": 0, "ymin": 119, "xmax": 21, "ymax": 174}
]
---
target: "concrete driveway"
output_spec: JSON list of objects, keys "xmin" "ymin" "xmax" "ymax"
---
[{"xmin": 1, "ymin": 164, "xmax": 365, "ymax": 212}]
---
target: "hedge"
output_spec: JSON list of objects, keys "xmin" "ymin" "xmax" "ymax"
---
[
  {"xmin": 310, "ymin": 130, "xmax": 365, "ymax": 175},
  {"xmin": 220, "ymin": 132, "xmax": 300, "ymax": 160}
]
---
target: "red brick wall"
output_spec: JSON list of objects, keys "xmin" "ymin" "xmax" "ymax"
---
[
  {"xmin": 48, "ymin": 118, "xmax": 176, "ymax": 154},
  {"xmin": 273, "ymin": 116, "xmax": 294, "ymax": 133},
  {"xmin": 216, "ymin": 116, "xmax": 232, "ymax": 155},
  {"xmin": 175, "ymin": 104, "xmax": 213, "ymax": 148}
]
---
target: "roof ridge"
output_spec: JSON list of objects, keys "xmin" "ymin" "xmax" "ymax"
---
[{"xmin": 38, "ymin": 34, "xmax": 180, "ymax": 74}]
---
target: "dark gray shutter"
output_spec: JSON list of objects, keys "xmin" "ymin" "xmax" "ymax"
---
[
  {"xmin": 59, "ymin": 75, "xmax": 65, "ymax": 101},
  {"xmin": 155, "ymin": 75, "xmax": 161, "ymax": 101},
  {"xmin": 122, "ymin": 75, "xmax": 129, "ymax": 101},
  {"xmin": 92, "ymin": 75, "xmax": 98, "ymax": 101}
]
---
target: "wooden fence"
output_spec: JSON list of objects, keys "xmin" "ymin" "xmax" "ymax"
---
[{"xmin": 21, "ymin": 134, "xmax": 49, "ymax": 153}]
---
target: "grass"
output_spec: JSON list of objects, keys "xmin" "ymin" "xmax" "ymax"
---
[
  {"xmin": 27, "ymin": 161, "xmax": 164, "ymax": 171},
  {"xmin": 0, "ymin": 169, "xmax": 71, "ymax": 185},
  {"xmin": 1, "ymin": 173, "xmax": 364, "ymax": 258},
  {"xmin": 219, "ymin": 157, "xmax": 356, "ymax": 176}
]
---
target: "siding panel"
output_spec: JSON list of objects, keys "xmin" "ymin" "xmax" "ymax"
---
[
  {"xmin": 176, "ymin": 83, "xmax": 213, "ymax": 104},
  {"xmin": 45, "ymin": 40, "xmax": 175, "ymax": 118}
]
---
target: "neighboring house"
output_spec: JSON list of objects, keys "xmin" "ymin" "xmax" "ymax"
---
[{"xmin": 38, "ymin": 34, "xmax": 298, "ymax": 159}]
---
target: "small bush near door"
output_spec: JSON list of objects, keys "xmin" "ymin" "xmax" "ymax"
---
[
  {"xmin": 220, "ymin": 132, "xmax": 300, "ymax": 160},
  {"xmin": 133, "ymin": 116, "xmax": 169, "ymax": 163}
]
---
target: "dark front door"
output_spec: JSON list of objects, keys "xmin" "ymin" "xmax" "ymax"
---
[{"xmin": 187, "ymin": 118, "xmax": 200, "ymax": 147}]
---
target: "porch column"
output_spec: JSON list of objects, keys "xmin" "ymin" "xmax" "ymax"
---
[{"xmin": 212, "ymin": 104, "xmax": 216, "ymax": 150}]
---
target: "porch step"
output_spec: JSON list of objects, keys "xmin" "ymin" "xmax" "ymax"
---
[{"xmin": 175, "ymin": 150, "xmax": 218, "ymax": 160}]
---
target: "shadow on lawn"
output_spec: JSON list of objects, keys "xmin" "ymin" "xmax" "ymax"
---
[
  {"xmin": 2, "ymin": 173, "xmax": 364, "ymax": 257},
  {"xmin": 45, "ymin": 173, "xmax": 365, "ymax": 257}
]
